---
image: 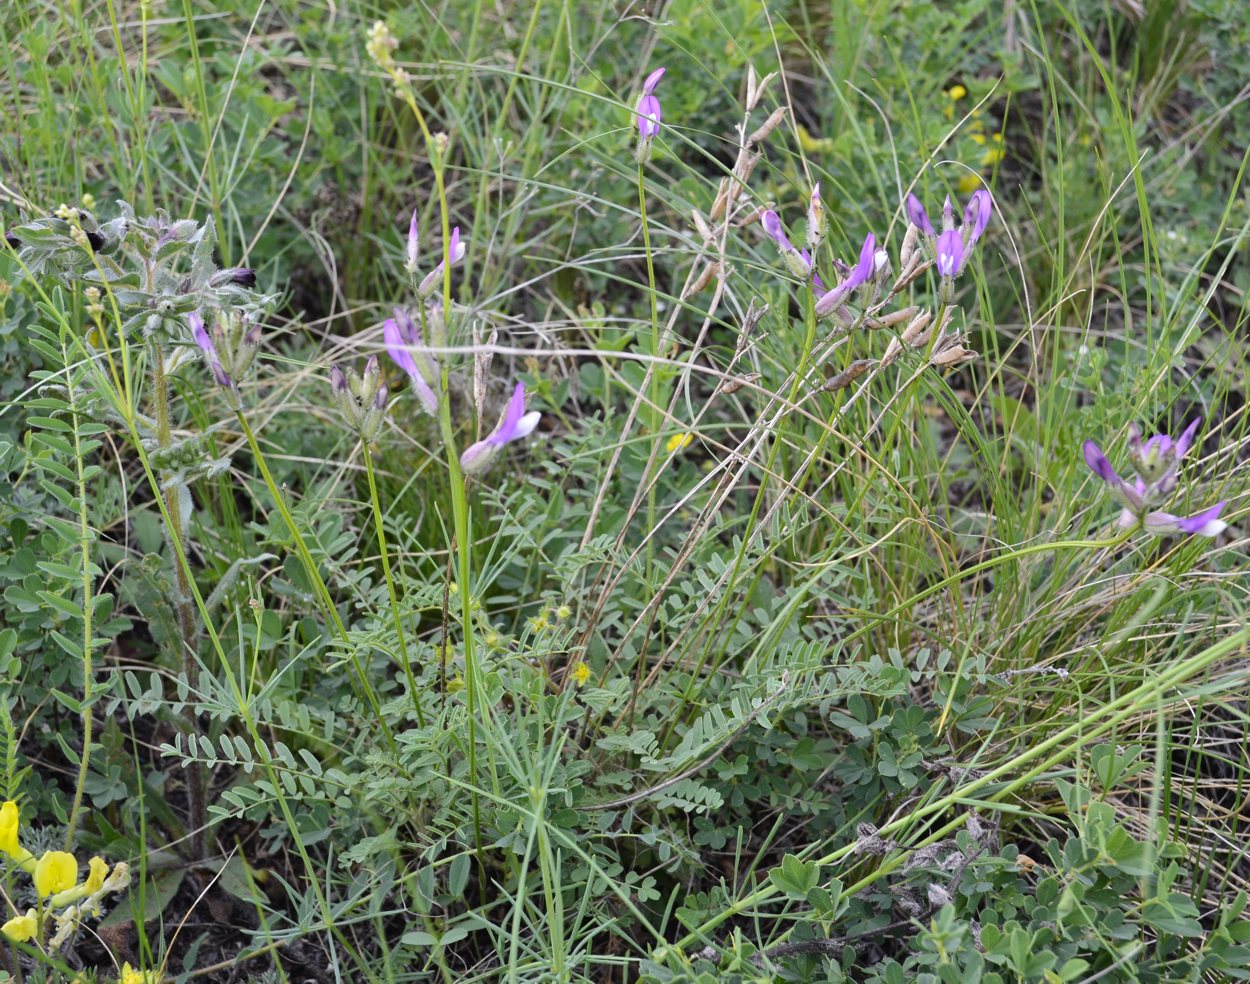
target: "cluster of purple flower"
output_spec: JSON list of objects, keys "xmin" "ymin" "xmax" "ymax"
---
[
  {"xmin": 182, "ymin": 61, "xmax": 1231, "ymax": 535},
  {"xmin": 1084, "ymin": 421, "xmax": 1227, "ymax": 537}
]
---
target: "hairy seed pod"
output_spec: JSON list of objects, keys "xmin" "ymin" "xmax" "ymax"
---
[
  {"xmin": 823, "ymin": 359, "xmax": 876, "ymax": 392},
  {"xmin": 747, "ymin": 106, "xmax": 788, "ymax": 147}
]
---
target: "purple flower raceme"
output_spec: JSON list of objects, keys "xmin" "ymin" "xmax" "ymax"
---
[
  {"xmin": 906, "ymin": 189, "xmax": 992, "ymax": 279},
  {"xmin": 383, "ymin": 307, "xmax": 439, "ymax": 415},
  {"xmin": 460, "ymin": 382, "xmax": 541, "ymax": 476},
  {"xmin": 1082, "ymin": 418, "xmax": 1227, "ymax": 537},
  {"xmin": 814, "ymin": 233, "xmax": 877, "ymax": 319}
]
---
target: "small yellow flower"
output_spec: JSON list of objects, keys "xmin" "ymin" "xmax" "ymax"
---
[
  {"xmin": 81, "ymin": 192, "xmax": 96, "ymax": 210},
  {"xmin": 33, "ymin": 851, "xmax": 78, "ymax": 897},
  {"xmin": 947, "ymin": 84, "xmax": 967, "ymax": 101},
  {"xmin": 571, "ymin": 662, "xmax": 591, "ymax": 687},
  {"xmin": 121, "ymin": 963, "xmax": 158, "ymax": 984},
  {"xmin": 0, "ymin": 801, "xmax": 20, "ymax": 856},
  {"xmin": 956, "ymin": 173, "xmax": 981, "ymax": 195},
  {"xmin": 666, "ymin": 432, "xmax": 693, "ymax": 454},
  {"xmin": 528, "ymin": 613, "xmax": 549, "ymax": 632},
  {"xmin": 1, "ymin": 909, "xmax": 37, "ymax": 943},
  {"xmin": 446, "ymin": 673, "xmax": 464, "ymax": 694},
  {"xmin": 979, "ymin": 146, "xmax": 1005, "ymax": 167}
]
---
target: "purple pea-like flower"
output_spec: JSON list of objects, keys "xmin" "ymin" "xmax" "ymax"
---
[
  {"xmin": 963, "ymin": 189, "xmax": 992, "ymax": 247},
  {"xmin": 1082, "ymin": 418, "xmax": 1228, "ymax": 538},
  {"xmin": 814, "ymin": 233, "xmax": 877, "ymax": 318},
  {"xmin": 907, "ymin": 189, "xmax": 992, "ymax": 279},
  {"xmin": 405, "ymin": 210, "xmax": 419, "ymax": 274},
  {"xmin": 760, "ymin": 209, "xmax": 815, "ymax": 279},
  {"xmin": 461, "ymin": 382, "xmax": 542, "ymax": 476},
  {"xmin": 189, "ymin": 312, "xmax": 232, "ymax": 390},
  {"xmin": 636, "ymin": 67, "xmax": 665, "ymax": 139},
  {"xmin": 935, "ymin": 227, "xmax": 965, "ymax": 277},
  {"xmin": 417, "ymin": 225, "xmax": 466, "ymax": 298},
  {"xmin": 383, "ymin": 310, "xmax": 439, "ymax": 415},
  {"xmin": 906, "ymin": 193, "xmax": 935, "ymax": 236}
]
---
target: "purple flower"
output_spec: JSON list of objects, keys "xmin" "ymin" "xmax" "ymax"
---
[
  {"xmin": 405, "ymin": 210, "xmax": 419, "ymax": 274},
  {"xmin": 815, "ymin": 233, "xmax": 876, "ymax": 318},
  {"xmin": 636, "ymin": 67, "xmax": 665, "ymax": 139},
  {"xmin": 417, "ymin": 225, "xmax": 467, "ymax": 298},
  {"xmin": 935, "ymin": 227, "xmax": 965, "ymax": 277},
  {"xmin": 907, "ymin": 189, "xmax": 992, "ymax": 279},
  {"xmin": 1083, "ymin": 419, "xmax": 1228, "ymax": 537},
  {"xmin": 963, "ymin": 189, "xmax": 992, "ymax": 247},
  {"xmin": 906, "ymin": 193, "xmax": 934, "ymax": 236},
  {"xmin": 460, "ymin": 382, "xmax": 542, "ymax": 475},
  {"xmin": 189, "ymin": 312, "xmax": 232, "ymax": 389},
  {"xmin": 383, "ymin": 309, "xmax": 438, "ymax": 415},
  {"xmin": 760, "ymin": 209, "xmax": 814, "ymax": 280}
]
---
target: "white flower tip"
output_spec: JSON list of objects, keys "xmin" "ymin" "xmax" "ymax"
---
[{"xmin": 514, "ymin": 411, "xmax": 541, "ymax": 439}]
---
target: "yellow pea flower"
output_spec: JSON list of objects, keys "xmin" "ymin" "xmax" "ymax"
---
[
  {"xmin": 571, "ymin": 662, "xmax": 591, "ymax": 687},
  {"xmin": 33, "ymin": 851, "xmax": 78, "ymax": 898},
  {"xmin": 0, "ymin": 801, "xmax": 20, "ymax": 856},
  {"xmin": 85, "ymin": 856, "xmax": 109, "ymax": 893},
  {"xmin": 979, "ymin": 146, "xmax": 1005, "ymax": 167},
  {"xmin": 957, "ymin": 173, "xmax": 982, "ymax": 195},
  {"xmin": 795, "ymin": 124, "xmax": 834, "ymax": 154},
  {"xmin": 666, "ymin": 432, "xmax": 693, "ymax": 454},
  {"xmin": 1, "ymin": 908, "xmax": 37, "ymax": 943}
]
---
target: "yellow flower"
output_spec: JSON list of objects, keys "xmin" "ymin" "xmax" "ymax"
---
[
  {"xmin": 947, "ymin": 84, "xmax": 967, "ymax": 101},
  {"xmin": 666, "ymin": 432, "xmax": 693, "ymax": 454},
  {"xmin": 956, "ymin": 173, "xmax": 981, "ymax": 195},
  {"xmin": 571, "ymin": 662, "xmax": 591, "ymax": 687},
  {"xmin": 0, "ymin": 801, "xmax": 20, "ymax": 856},
  {"xmin": 1, "ymin": 909, "xmax": 37, "ymax": 943},
  {"xmin": 795, "ymin": 124, "xmax": 834, "ymax": 154},
  {"xmin": 121, "ymin": 963, "xmax": 157, "ymax": 984},
  {"xmin": 33, "ymin": 851, "xmax": 78, "ymax": 897},
  {"xmin": 446, "ymin": 673, "xmax": 464, "ymax": 694},
  {"xmin": 84, "ymin": 856, "xmax": 109, "ymax": 893},
  {"xmin": 979, "ymin": 146, "xmax": 1005, "ymax": 167}
]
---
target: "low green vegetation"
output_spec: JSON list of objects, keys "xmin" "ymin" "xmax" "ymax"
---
[{"xmin": 1, "ymin": 1, "xmax": 1248, "ymax": 981}]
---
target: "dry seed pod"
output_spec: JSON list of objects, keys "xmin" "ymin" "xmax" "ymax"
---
[
  {"xmin": 932, "ymin": 339, "xmax": 976, "ymax": 367},
  {"xmin": 719, "ymin": 372, "xmax": 761, "ymax": 395},
  {"xmin": 733, "ymin": 149, "xmax": 761, "ymax": 189},
  {"xmin": 899, "ymin": 223, "xmax": 920, "ymax": 272},
  {"xmin": 747, "ymin": 106, "xmax": 788, "ymax": 147},
  {"xmin": 473, "ymin": 326, "xmax": 498, "ymax": 418},
  {"xmin": 691, "ymin": 209, "xmax": 714, "ymax": 244},
  {"xmin": 682, "ymin": 260, "xmax": 721, "ymax": 299},
  {"xmin": 880, "ymin": 336, "xmax": 904, "ymax": 367},
  {"xmin": 823, "ymin": 359, "xmax": 876, "ymax": 392},
  {"xmin": 901, "ymin": 309, "xmax": 934, "ymax": 346},
  {"xmin": 866, "ymin": 305, "xmax": 919, "ymax": 330}
]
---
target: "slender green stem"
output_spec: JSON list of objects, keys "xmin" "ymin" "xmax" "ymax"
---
[
  {"xmin": 62, "ymin": 333, "xmax": 93, "ymax": 850},
  {"xmin": 234, "ymin": 411, "xmax": 395, "ymax": 752},
  {"xmin": 363, "ymin": 443, "xmax": 425, "ymax": 728},
  {"xmin": 152, "ymin": 343, "xmax": 206, "ymax": 859},
  {"xmin": 637, "ymin": 165, "xmax": 661, "ymax": 570}
]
